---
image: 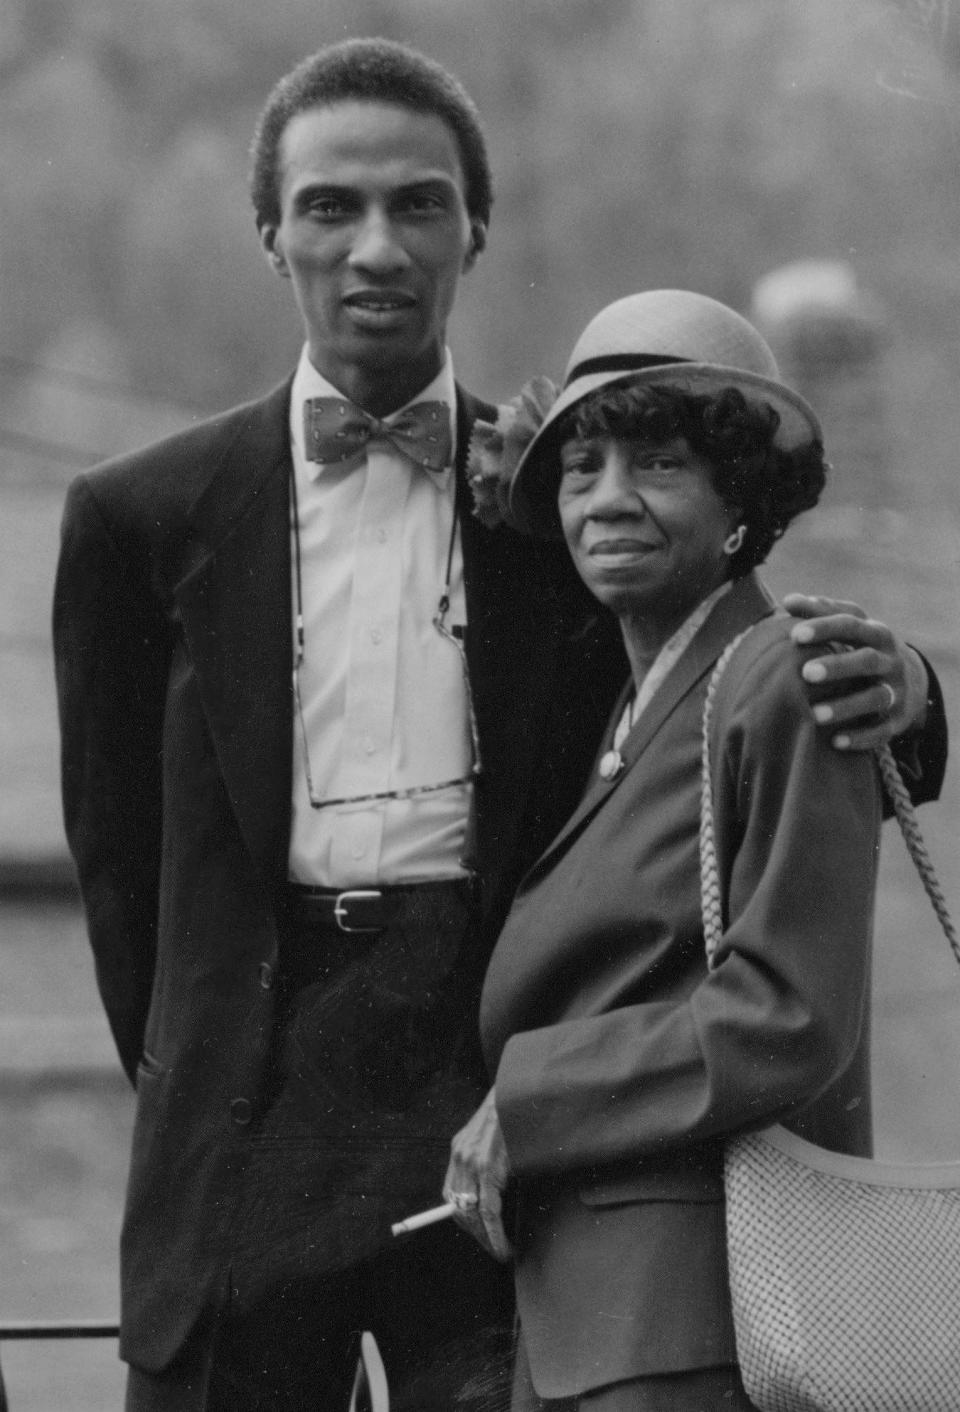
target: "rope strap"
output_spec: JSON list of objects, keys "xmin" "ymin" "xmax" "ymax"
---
[{"xmin": 700, "ymin": 627, "xmax": 959, "ymax": 971}]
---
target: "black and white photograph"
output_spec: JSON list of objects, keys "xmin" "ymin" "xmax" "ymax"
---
[{"xmin": 1, "ymin": 2, "xmax": 960, "ymax": 1408}]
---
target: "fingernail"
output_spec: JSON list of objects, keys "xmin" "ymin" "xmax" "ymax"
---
[
  {"xmin": 813, "ymin": 704, "xmax": 833, "ymax": 724},
  {"xmin": 802, "ymin": 661, "xmax": 827, "ymax": 682},
  {"xmin": 834, "ymin": 734, "xmax": 850, "ymax": 750},
  {"xmin": 792, "ymin": 624, "xmax": 814, "ymax": 643}
]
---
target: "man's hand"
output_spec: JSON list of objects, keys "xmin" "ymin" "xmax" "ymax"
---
[
  {"xmin": 443, "ymin": 1086, "xmax": 513, "ymax": 1262},
  {"xmin": 784, "ymin": 593, "xmax": 928, "ymax": 751}
]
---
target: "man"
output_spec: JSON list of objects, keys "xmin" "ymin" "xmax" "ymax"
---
[{"xmin": 53, "ymin": 37, "xmax": 946, "ymax": 1412}]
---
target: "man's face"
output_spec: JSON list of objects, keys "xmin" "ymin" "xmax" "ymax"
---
[{"xmin": 260, "ymin": 100, "xmax": 483, "ymax": 415}]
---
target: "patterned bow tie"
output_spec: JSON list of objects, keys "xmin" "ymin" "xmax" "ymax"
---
[{"xmin": 303, "ymin": 397, "xmax": 452, "ymax": 474}]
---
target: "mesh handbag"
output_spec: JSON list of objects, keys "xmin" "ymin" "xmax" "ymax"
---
[{"xmin": 700, "ymin": 631, "xmax": 960, "ymax": 1412}]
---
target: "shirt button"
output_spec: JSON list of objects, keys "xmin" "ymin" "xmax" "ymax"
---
[
  {"xmin": 370, "ymin": 627, "xmax": 383, "ymax": 644},
  {"xmin": 258, "ymin": 962, "xmax": 274, "ymax": 990},
  {"xmin": 363, "ymin": 736, "xmax": 376, "ymax": 755},
  {"xmin": 351, "ymin": 843, "xmax": 365, "ymax": 860},
  {"xmin": 377, "ymin": 528, "xmax": 388, "ymax": 544},
  {"xmin": 230, "ymin": 1098, "xmax": 252, "ymax": 1126}
]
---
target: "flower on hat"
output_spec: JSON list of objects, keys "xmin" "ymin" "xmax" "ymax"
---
[{"xmin": 467, "ymin": 375, "xmax": 558, "ymax": 530}]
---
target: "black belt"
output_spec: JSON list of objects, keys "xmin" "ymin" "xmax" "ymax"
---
[{"xmin": 284, "ymin": 879, "xmax": 474, "ymax": 936}]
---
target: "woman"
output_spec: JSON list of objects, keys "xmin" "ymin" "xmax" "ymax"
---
[{"xmin": 444, "ymin": 290, "xmax": 883, "ymax": 1410}]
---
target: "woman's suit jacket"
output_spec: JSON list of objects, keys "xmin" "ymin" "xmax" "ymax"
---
[
  {"xmin": 480, "ymin": 573, "xmax": 884, "ymax": 1400},
  {"xmin": 52, "ymin": 379, "xmax": 628, "ymax": 1373}
]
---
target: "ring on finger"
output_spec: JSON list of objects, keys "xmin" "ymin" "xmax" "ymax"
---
[
  {"xmin": 880, "ymin": 682, "xmax": 896, "ymax": 715},
  {"xmin": 449, "ymin": 1190, "xmax": 479, "ymax": 1213}
]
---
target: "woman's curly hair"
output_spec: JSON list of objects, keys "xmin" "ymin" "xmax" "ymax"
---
[{"xmin": 564, "ymin": 382, "xmax": 827, "ymax": 576}]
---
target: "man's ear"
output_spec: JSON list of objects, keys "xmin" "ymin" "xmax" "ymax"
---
[
  {"xmin": 464, "ymin": 220, "xmax": 487, "ymax": 270},
  {"xmin": 260, "ymin": 224, "xmax": 289, "ymax": 277}
]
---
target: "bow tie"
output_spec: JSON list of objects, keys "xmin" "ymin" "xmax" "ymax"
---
[{"xmin": 303, "ymin": 397, "xmax": 452, "ymax": 474}]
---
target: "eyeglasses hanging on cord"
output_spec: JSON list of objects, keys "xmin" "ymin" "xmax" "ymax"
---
[{"xmin": 289, "ymin": 466, "xmax": 482, "ymax": 810}]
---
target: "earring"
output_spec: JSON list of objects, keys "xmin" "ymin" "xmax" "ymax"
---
[{"xmin": 723, "ymin": 525, "xmax": 746, "ymax": 556}]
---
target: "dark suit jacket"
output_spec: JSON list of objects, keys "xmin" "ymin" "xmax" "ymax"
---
[
  {"xmin": 52, "ymin": 380, "xmax": 628, "ymax": 1372},
  {"xmin": 480, "ymin": 574, "xmax": 885, "ymax": 1399}
]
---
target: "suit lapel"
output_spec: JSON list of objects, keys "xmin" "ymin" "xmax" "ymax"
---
[
  {"xmin": 454, "ymin": 385, "xmax": 495, "ymax": 638},
  {"xmin": 455, "ymin": 387, "xmax": 569, "ymax": 891},
  {"xmin": 621, "ymin": 577, "xmax": 776, "ymax": 762},
  {"xmin": 521, "ymin": 574, "xmax": 777, "ymax": 887},
  {"xmin": 174, "ymin": 381, "xmax": 294, "ymax": 880}
]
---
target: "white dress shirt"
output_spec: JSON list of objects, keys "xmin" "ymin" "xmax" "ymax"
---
[{"xmin": 287, "ymin": 346, "xmax": 473, "ymax": 887}]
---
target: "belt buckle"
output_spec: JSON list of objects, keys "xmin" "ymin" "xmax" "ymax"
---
[{"xmin": 333, "ymin": 889, "xmax": 384, "ymax": 934}]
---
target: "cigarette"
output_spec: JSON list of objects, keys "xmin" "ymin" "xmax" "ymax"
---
[{"xmin": 390, "ymin": 1201, "xmax": 456, "ymax": 1237}]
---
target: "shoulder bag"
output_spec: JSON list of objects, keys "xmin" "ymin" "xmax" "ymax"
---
[{"xmin": 701, "ymin": 630, "xmax": 960, "ymax": 1412}]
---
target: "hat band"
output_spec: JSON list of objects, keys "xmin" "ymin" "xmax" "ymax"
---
[{"xmin": 564, "ymin": 352, "xmax": 691, "ymax": 388}]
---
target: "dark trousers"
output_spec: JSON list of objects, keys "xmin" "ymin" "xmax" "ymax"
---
[
  {"xmin": 127, "ymin": 881, "xmax": 512, "ymax": 1411},
  {"xmin": 210, "ymin": 1220, "xmax": 512, "ymax": 1411}
]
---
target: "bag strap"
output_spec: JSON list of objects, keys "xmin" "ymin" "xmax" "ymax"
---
[
  {"xmin": 700, "ymin": 626, "xmax": 960, "ymax": 971},
  {"xmin": 700, "ymin": 629, "xmax": 753, "ymax": 970}
]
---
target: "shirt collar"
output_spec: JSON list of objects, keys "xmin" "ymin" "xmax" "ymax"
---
[
  {"xmin": 614, "ymin": 579, "xmax": 734, "ymax": 748},
  {"xmin": 290, "ymin": 346, "xmax": 458, "ymax": 490}
]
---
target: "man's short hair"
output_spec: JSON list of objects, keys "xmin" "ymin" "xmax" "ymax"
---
[{"xmin": 250, "ymin": 37, "xmax": 493, "ymax": 230}]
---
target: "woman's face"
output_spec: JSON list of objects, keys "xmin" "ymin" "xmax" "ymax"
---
[{"xmin": 557, "ymin": 433, "xmax": 737, "ymax": 634}]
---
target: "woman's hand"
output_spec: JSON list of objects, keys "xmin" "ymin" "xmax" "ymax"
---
[
  {"xmin": 783, "ymin": 593, "xmax": 928, "ymax": 749},
  {"xmin": 443, "ymin": 1086, "xmax": 514, "ymax": 1263}
]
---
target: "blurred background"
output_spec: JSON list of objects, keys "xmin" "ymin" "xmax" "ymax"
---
[{"xmin": 1, "ymin": 0, "xmax": 959, "ymax": 1406}]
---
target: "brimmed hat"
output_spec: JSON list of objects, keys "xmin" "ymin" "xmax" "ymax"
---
[{"xmin": 508, "ymin": 289, "xmax": 822, "ymax": 537}]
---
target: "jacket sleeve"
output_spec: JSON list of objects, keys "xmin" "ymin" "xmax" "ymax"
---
[
  {"xmin": 53, "ymin": 477, "xmax": 171, "ymax": 1084},
  {"xmin": 889, "ymin": 650, "xmax": 947, "ymax": 807},
  {"xmin": 494, "ymin": 633, "xmax": 881, "ymax": 1176}
]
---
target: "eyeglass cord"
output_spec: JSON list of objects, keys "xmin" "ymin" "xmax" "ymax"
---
[{"xmin": 289, "ymin": 463, "xmax": 482, "ymax": 811}]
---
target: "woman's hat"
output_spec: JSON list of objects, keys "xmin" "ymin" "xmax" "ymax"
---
[{"xmin": 508, "ymin": 289, "xmax": 822, "ymax": 537}]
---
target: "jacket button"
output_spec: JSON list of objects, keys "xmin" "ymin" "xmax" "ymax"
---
[
  {"xmin": 258, "ymin": 962, "xmax": 274, "ymax": 990},
  {"xmin": 230, "ymin": 1098, "xmax": 252, "ymax": 1126}
]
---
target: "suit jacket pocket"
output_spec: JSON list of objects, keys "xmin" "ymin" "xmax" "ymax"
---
[{"xmin": 579, "ymin": 1165, "xmax": 723, "ymax": 1206}]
